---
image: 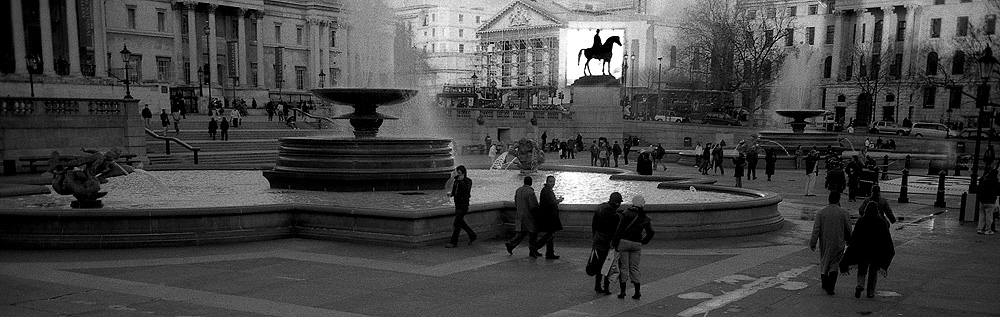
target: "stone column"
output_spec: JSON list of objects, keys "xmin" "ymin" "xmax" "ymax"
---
[
  {"xmin": 902, "ymin": 5, "xmax": 917, "ymax": 78},
  {"xmin": 66, "ymin": 0, "xmax": 81, "ymax": 76},
  {"xmin": 830, "ymin": 10, "xmax": 844, "ymax": 81},
  {"xmin": 10, "ymin": 0, "xmax": 27, "ymax": 74},
  {"xmin": 39, "ymin": 0, "xmax": 55, "ymax": 75},
  {"xmin": 186, "ymin": 1, "xmax": 198, "ymax": 84},
  {"xmin": 93, "ymin": 0, "xmax": 107, "ymax": 77},
  {"xmin": 172, "ymin": 4, "xmax": 183, "ymax": 83},
  {"xmin": 883, "ymin": 6, "xmax": 898, "ymax": 50},
  {"xmin": 309, "ymin": 18, "xmax": 320, "ymax": 89},
  {"xmin": 254, "ymin": 10, "xmax": 265, "ymax": 88},
  {"xmin": 320, "ymin": 21, "xmax": 329, "ymax": 87},
  {"xmin": 237, "ymin": 8, "xmax": 248, "ymax": 87},
  {"xmin": 208, "ymin": 4, "xmax": 218, "ymax": 87}
]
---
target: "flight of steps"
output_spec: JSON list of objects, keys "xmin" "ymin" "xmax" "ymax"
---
[{"xmin": 144, "ymin": 114, "xmax": 340, "ymax": 169}]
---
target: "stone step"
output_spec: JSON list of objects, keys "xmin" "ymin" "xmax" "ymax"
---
[
  {"xmin": 148, "ymin": 151, "xmax": 278, "ymax": 166},
  {"xmin": 146, "ymin": 139, "xmax": 281, "ymax": 154}
]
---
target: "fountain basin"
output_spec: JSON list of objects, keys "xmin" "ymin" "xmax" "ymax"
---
[
  {"xmin": 0, "ymin": 169, "xmax": 782, "ymax": 249},
  {"xmin": 775, "ymin": 109, "xmax": 827, "ymax": 133}
]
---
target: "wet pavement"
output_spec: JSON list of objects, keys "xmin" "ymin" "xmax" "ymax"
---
[{"xmin": 1, "ymin": 154, "xmax": 998, "ymax": 316}]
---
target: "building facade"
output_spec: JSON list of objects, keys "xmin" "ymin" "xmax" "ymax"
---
[
  {"xmin": 393, "ymin": 1, "xmax": 491, "ymax": 88},
  {"xmin": 745, "ymin": 0, "xmax": 998, "ymax": 128},
  {"xmin": 0, "ymin": 0, "xmax": 396, "ymax": 113}
]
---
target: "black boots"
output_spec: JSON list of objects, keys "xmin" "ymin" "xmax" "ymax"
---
[
  {"xmin": 594, "ymin": 275, "xmax": 611, "ymax": 295},
  {"xmin": 616, "ymin": 282, "xmax": 641, "ymax": 299},
  {"xmin": 820, "ymin": 273, "xmax": 838, "ymax": 295}
]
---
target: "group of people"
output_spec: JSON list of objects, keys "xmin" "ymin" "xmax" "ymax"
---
[
  {"xmin": 863, "ymin": 137, "xmax": 897, "ymax": 150},
  {"xmin": 695, "ymin": 141, "xmax": 732, "ymax": 177}
]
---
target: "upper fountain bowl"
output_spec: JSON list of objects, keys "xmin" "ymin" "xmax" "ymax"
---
[
  {"xmin": 774, "ymin": 109, "xmax": 827, "ymax": 121},
  {"xmin": 310, "ymin": 88, "xmax": 418, "ymax": 107}
]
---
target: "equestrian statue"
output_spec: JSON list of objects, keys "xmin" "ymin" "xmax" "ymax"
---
[{"xmin": 577, "ymin": 29, "xmax": 622, "ymax": 76}]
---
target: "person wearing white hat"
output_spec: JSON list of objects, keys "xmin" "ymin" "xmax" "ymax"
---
[{"xmin": 613, "ymin": 195, "xmax": 655, "ymax": 299}]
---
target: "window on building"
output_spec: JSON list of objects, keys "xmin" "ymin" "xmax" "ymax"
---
[
  {"xmin": 957, "ymin": 16, "xmax": 969, "ymax": 36},
  {"xmin": 295, "ymin": 66, "xmax": 305, "ymax": 89},
  {"xmin": 766, "ymin": 7, "xmax": 776, "ymax": 18},
  {"xmin": 960, "ymin": 0, "xmax": 972, "ymax": 2},
  {"xmin": 296, "ymin": 26, "xmax": 303, "ymax": 45},
  {"xmin": 275, "ymin": 25, "xmax": 281, "ymax": 43},
  {"xmin": 182, "ymin": 15, "xmax": 188, "ymax": 34},
  {"xmin": 891, "ymin": 54, "xmax": 903, "ymax": 77},
  {"xmin": 156, "ymin": 57, "xmax": 171, "ymax": 82},
  {"xmin": 747, "ymin": 10, "xmax": 757, "ymax": 19},
  {"xmin": 807, "ymin": 27, "xmax": 815, "ymax": 45},
  {"xmin": 459, "ymin": 29, "xmax": 463, "ymax": 37},
  {"xmin": 838, "ymin": 95, "xmax": 846, "ymax": 102},
  {"xmin": 127, "ymin": 6, "xmax": 137, "ymax": 29},
  {"xmin": 331, "ymin": 30, "xmax": 336, "ymax": 47},
  {"xmin": 785, "ymin": 28, "xmax": 794, "ymax": 46},
  {"xmin": 926, "ymin": 51, "xmax": 939, "ymax": 75},
  {"xmin": 896, "ymin": 20, "xmax": 906, "ymax": 41},
  {"xmin": 476, "ymin": 16, "xmax": 481, "ymax": 24},
  {"xmin": 459, "ymin": 14, "xmax": 463, "ymax": 22},
  {"xmin": 217, "ymin": 64, "xmax": 224, "ymax": 85},
  {"xmin": 953, "ymin": 51, "xmax": 966, "ymax": 74},
  {"xmin": 808, "ymin": 5, "xmax": 818, "ymax": 15},
  {"xmin": 988, "ymin": 15, "xmax": 998, "ymax": 35},
  {"xmin": 823, "ymin": 56, "xmax": 832, "ymax": 78},
  {"xmin": 231, "ymin": 19, "xmax": 239, "ymax": 38},
  {"xmin": 251, "ymin": 63, "xmax": 258, "ymax": 87},
  {"xmin": 432, "ymin": 28, "xmax": 436, "ymax": 37},
  {"xmin": 670, "ymin": 46, "xmax": 677, "ymax": 67},
  {"xmin": 862, "ymin": 23, "xmax": 867, "ymax": 43},
  {"xmin": 157, "ymin": 11, "xmax": 166, "ymax": 32},
  {"xmin": 432, "ymin": 14, "xmax": 435, "ymax": 22},
  {"xmin": 859, "ymin": 58, "xmax": 867, "ymax": 79},
  {"xmin": 764, "ymin": 29, "xmax": 774, "ymax": 41},
  {"xmin": 846, "ymin": 56, "xmax": 854, "ymax": 79},
  {"xmin": 933, "ymin": 0, "xmax": 945, "ymax": 4},
  {"xmin": 422, "ymin": 15, "xmax": 428, "ymax": 26},
  {"xmin": 459, "ymin": 44, "xmax": 465, "ymax": 53},
  {"xmin": 827, "ymin": 3, "xmax": 835, "ymax": 14},
  {"xmin": 129, "ymin": 55, "xmax": 142, "ymax": 82},
  {"xmin": 183, "ymin": 62, "xmax": 190, "ymax": 83},
  {"xmin": 431, "ymin": 43, "xmax": 435, "ymax": 52},
  {"xmin": 949, "ymin": 86, "xmax": 963, "ymax": 108},
  {"xmin": 763, "ymin": 60, "xmax": 772, "ymax": 79},
  {"xmin": 873, "ymin": 21, "xmax": 883, "ymax": 43},
  {"xmin": 930, "ymin": 18, "xmax": 941, "ymax": 38},
  {"xmin": 870, "ymin": 54, "xmax": 880, "ymax": 78},
  {"xmin": 787, "ymin": 6, "xmax": 797, "ymax": 17},
  {"xmin": 923, "ymin": 86, "xmax": 937, "ymax": 107},
  {"xmin": 330, "ymin": 68, "xmax": 340, "ymax": 87},
  {"xmin": 826, "ymin": 25, "xmax": 834, "ymax": 44},
  {"xmin": 886, "ymin": 94, "xmax": 895, "ymax": 103}
]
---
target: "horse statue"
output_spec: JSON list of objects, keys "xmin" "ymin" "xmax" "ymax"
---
[{"xmin": 577, "ymin": 36, "xmax": 622, "ymax": 76}]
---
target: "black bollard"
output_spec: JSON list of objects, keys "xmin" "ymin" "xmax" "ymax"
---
[
  {"xmin": 898, "ymin": 169, "xmax": 909, "ymax": 203},
  {"xmin": 960, "ymin": 192, "xmax": 967, "ymax": 222},
  {"xmin": 905, "ymin": 155, "xmax": 912, "ymax": 170},
  {"xmin": 934, "ymin": 170, "xmax": 947, "ymax": 207},
  {"xmin": 954, "ymin": 156, "xmax": 962, "ymax": 176},
  {"xmin": 882, "ymin": 155, "xmax": 890, "ymax": 180}
]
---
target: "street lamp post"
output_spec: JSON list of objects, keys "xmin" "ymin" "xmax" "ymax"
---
[
  {"xmin": 630, "ymin": 53, "xmax": 637, "ymax": 119},
  {"xmin": 622, "ymin": 52, "xmax": 629, "ymax": 118},
  {"xmin": 26, "ymin": 56, "xmax": 39, "ymax": 97},
  {"xmin": 197, "ymin": 67, "xmax": 204, "ymax": 97},
  {"xmin": 471, "ymin": 73, "xmax": 478, "ymax": 107},
  {"xmin": 319, "ymin": 70, "xmax": 326, "ymax": 88},
  {"xmin": 971, "ymin": 45, "xmax": 999, "ymax": 192},
  {"xmin": 119, "ymin": 45, "xmax": 133, "ymax": 99},
  {"xmin": 524, "ymin": 77, "xmax": 532, "ymax": 109},
  {"xmin": 658, "ymin": 56, "xmax": 663, "ymax": 114},
  {"xmin": 204, "ymin": 24, "xmax": 212, "ymax": 110}
]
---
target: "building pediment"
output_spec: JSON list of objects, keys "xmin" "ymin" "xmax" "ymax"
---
[{"xmin": 478, "ymin": 1, "xmax": 565, "ymax": 33}]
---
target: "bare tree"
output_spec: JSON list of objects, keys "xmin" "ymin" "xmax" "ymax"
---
[
  {"xmin": 393, "ymin": 22, "xmax": 432, "ymax": 87},
  {"xmin": 679, "ymin": 0, "xmax": 796, "ymax": 125},
  {"xmin": 842, "ymin": 41, "xmax": 901, "ymax": 125}
]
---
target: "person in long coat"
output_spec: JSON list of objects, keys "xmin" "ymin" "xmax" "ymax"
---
[
  {"xmin": 446, "ymin": 165, "xmax": 477, "ymax": 248},
  {"xmin": 591, "ymin": 192, "xmax": 622, "ymax": 295},
  {"xmin": 733, "ymin": 153, "xmax": 746, "ymax": 188},
  {"xmin": 613, "ymin": 195, "xmax": 655, "ymax": 299},
  {"xmin": 219, "ymin": 117, "xmax": 230, "ymax": 141},
  {"xmin": 764, "ymin": 148, "xmax": 777, "ymax": 181},
  {"xmin": 208, "ymin": 117, "xmax": 218, "ymax": 140},
  {"xmin": 825, "ymin": 163, "xmax": 848, "ymax": 194},
  {"xmin": 746, "ymin": 147, "xmax": 759, "ymax": 180},
  {"xmin": 810, "ymin": 192, "xmax": 853, "ymax": 295},
  {"xmin": 531, "ymin": 175, "xmax": 563, "ymax": 259},
  {"xmin": 840, "ymin": 201, "xmax": 895, "ymax": 299},
  {"xmin": 505, "ymin": 176, "xmax": 538, "ymax": 255}
]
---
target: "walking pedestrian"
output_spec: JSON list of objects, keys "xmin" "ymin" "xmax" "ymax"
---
[
  {"xmin": 446, "ymin": 165, "xmax": 477, "ymax": 248},
  {"xmin": 591, "ymin": 192, "xmax": 623, "ymax": 295},
  {"xmin": 840, "ymin": 201, "xmax": 896, "ymax": 299},
  {"xmin": 825, "ymin": 162, "xmax": 848, "ymax": 194},
  {"xmin": 846, "ymin": 156, "xmax": 864, "ymax": 202},
  {"xmin": 764, "ymin": 148, "xmax": 777, "ymax": 181},
  {"xmin": 713, "ymin": 143, "xmax": 725, "ymax": 175},
  {"xmin": 694, "ymin": 142, "xmax": 703, "ymax": 170},
  {"xmin": 613, "ymin": 195, "xmax": 655, "ymax": 299},
  {"xmin": 159, "ymin": 109, "xmax": 170, "ymax": 135},
  {"xmin": 531, "ymin": 175, "xmax": 563, "ymax": 259},
  {"xmin": 506, "ymin": 176, "xmax": 539, "ymax": 254},
  {"xmin": 230, "ymin": 108, "xmax": 241, "ymax": 128},
  {"xmin": 976, "ymin": 169, "xmax": 998, "ymax": 235},
  {"xmin": 598, "ymin": 141, "xmax": 609, "ymax": 167},
  {"xmin": 623, "ymin": 138, "xmax": 633, "ymax": 166},
  {"xmin": 612, "ymin": 141, "xmax": 622, "ymax": 167},
  {"xmin": 858, "ymin": 185, "xmax": 897, "ymax": 224},
  {"xmin": 266, "ymin": 101, "xmax": 275, "ymax": 121},
  {"xmin": 701, "ymin": 142, "xmax": 713, "ymax": 175},
  {"xmin": 794, "ymin": 145, "xmax": 803, "ymax": 170},
  {"xmin": 141, "ymin": 104, "xmax": 153, "ymax": 126},
  {"xmin": 805, "ymin": 147, "xmax": 821, "ymax": 196},
  {"xmin": 810, "ymin": 192, "xmax": 852, "ymax": 295},
  {"xmin": 733, "ymin": 153, "xmax": 746, "ymax": 188},
  {"xmin": 590, "ymin": 140, "xmax": 599, "ymax": 166},
  {"xmin": 219, "ymin": 117, "xmax": 230, "ymax": 141},
  {"xmin": 541, "ymin": 131, "xmax": 547, "ymax": 151},
  {"xmin": 746, "ymin": 146, "xmax": 759, "ymax": 180},
  {"xmin": 171, "ymin": 111, "xmax": 182, "ymax": 134},
  {"xmin": 653, "ymin": 144, "xmax": 666, "ymax": 171},
  {"xmin": 208, "ymin": 117, "xmax": 218, "ymax": 140}
]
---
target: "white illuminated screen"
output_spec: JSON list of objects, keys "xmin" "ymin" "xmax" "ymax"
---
[{"xmin": 565, "ymin": 28, "xmax": 625, "ymax": 84}]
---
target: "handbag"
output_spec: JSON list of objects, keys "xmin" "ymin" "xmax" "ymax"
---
[
  {"xmin": 585, "ymin": 248, "xmax": 602, "ymax": 276},
  {"xmin": 601, "ymin": 249, "xmax": 619, "ymax": 276}
]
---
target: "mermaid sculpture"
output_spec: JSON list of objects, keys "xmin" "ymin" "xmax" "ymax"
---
[
  {"xmin": 46, "ymin": 147, "xmax": 134, "ymax": 208},
  {"xmin": 511, "ymin": 138, "xmax": 545, "ymax": 173}
]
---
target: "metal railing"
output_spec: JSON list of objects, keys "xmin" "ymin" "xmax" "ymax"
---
[
  {"xmin": 144, "ymin": 128, "xmax": 201, "ymax": 164},
  {"xmin": 289, "ymin": 107, "xmax": 337, "ymax": 129}
]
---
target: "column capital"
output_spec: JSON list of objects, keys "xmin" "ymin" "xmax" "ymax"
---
[
  {"xmin": 237, "ymin": 7, "xmax": 249, "ymax": 16},
  {"xmin": 206, "ymin": 4, "xmax": 218, "ymax": 13},
  {"xmin": 182, "ymin": 1, "xmax": 198, "ymax": 11},
  {"xmin": 252, "ymin": 10, "xmax": 266, "ymax": 20},
  {"xmin": 881, "ymin": 6, "xmax": 895, "ymax": 14}
]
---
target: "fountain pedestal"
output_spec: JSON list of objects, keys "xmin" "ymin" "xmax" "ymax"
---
[{"xmin": 775, "ymin": 109, "xmax": 826, "ymax": 133}]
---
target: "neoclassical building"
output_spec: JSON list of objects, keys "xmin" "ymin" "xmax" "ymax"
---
[{"xmin": 0, "ymin": 0, "xmax": 395, "ymax": 113}]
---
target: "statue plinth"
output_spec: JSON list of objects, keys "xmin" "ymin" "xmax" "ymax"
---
[{"xmin": 571, "ymin": 75, "xmax": 621, "ymax": 87}]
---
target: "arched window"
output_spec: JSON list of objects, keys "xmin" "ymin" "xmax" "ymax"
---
[
  {"xmin": 926, "ymin": 51, "xmax": 939, "ymax": 75},
  {"xmin": 763, "ymin": 60, "xmax": 772, "ymax": 79},
  {"xmin": 823, "ymin": 56, "xmax": 833, "ymax": 78},
  {"xmin": 886, "ymin": 94, "xmax": 895, "ymax": 102},
  {"xmin": 669, "ymin": 46, "xmax": 677, "ymax": 67},
  {"xmin": 837, "ymin": 95, "xmax": 846, "ymax": 102},
  {"xmin": 952, "ymin": 50, "xmax": 966, "ymax": 75}
]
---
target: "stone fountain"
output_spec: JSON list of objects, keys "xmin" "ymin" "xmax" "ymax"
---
[
  {"xmin": 774, "ymin": 109, "xmax": 827, "ymax": 133},
  {"xmin": 757, "ymin": 109, "xmax": 841, "ymax": 155},
  {"xmin": 262, "ymin": 88, "xmax": 455, "ymax": 192}
]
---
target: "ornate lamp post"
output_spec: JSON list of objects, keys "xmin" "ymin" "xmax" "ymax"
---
[
  {"xmin": 524, "ymin": 77, "xmax": 532, "ymax": 109},
  {"xmin": 630, "ymin": 53, "xmax": 637, "ymax": 119},
  {"xmin": 204, "ymin": 24, "xmax": 213, "ymax": 108},
  {"xmin": 319, "ymin": 70, "xmax": 326, "ymax": 88},
  {"xmin": 119, "ymin": 45, "xmax": 133, "ymax": 99},
  {"xmin": 658, "ymin": 56, "xmax": 663, "ymax": 114},
  {"xmin": 971, "ymin": 45, "xmax": 999, "ymax": 192},
  {"xmin": 197, "ymin": 67, "xmax": 204, "ymax": 96},
  {"xmin": 622, "ymin": 52, "xmax": 629, "ymax": 117},
  {"xmin": 471, "ymin": 73, "xmax": 478, "ymax": 107},
  {"xmin": 26, "ymin": 55, "xmax": 40, "ymax": 97}
]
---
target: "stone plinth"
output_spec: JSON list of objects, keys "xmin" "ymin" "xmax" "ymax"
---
[{"xmin": 569, "ymin": 77, "xmax": 623, "ymax": 142}]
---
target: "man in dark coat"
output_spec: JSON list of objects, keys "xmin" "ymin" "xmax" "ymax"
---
[
  {"xmin": 531, "ymin": 175, "xmax": 564, "ymax": 259},
  {"xmin": 826, "ymin": 162, "xmax": 848, "ymax": 195},
  {"xmin": 846, "ymin": 156, "xmax": 864, "ymax": 202},
  {"xmin": 591, "ymin": 192, "xmax": 622, "ymax": 295},
  {"xmin": 159, "ymin": 109, "xmax": 170, "ymax": 135},
  {"xmin": 506, "ymin": 176, "xmax": 538, "ymax": 255},
  {"xmin": 840, "ymin": 202, "xmax": 895, "ymax": 299},
  {"xmin": 764, "ymin": 148, "xmax": 777, "ymax": 181},
  {"xmin": 623, "ymin": 138, "xmax": 633, "ymax": 166},
  {"xmin": 446, "ymin": 165, "xmax": 477, "ymax": 248},
  {"xmin": 746, "ymin": 147, "xmax": 759, "ymax": 180},
  {"xmin": 612, "ymin": 141, "xmax": 622, "ymax": 167},
  {"xmin": 219, "ymin": 117, "xmax": 230, "ymax": 141},
  {"xmin": 858, "ymin": 185, "xmax": 896, "ymax": 224},
  {"xmin": 208, "ymin": 117, "xmax": 218, "ymax": 140},
  {"xmin": 141, "ymin": 105, "xmax": 153, "ymax": 126},
  {"xmin": 541, "ymin": 131, "xmax": 547, "ymax": 151}
]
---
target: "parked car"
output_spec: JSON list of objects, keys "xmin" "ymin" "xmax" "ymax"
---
[
  {"xmin": 701, "ymin": 112, "xmax": 742, "ymax": 126},
  {"xmin": 957, "ymin": 129, "xmax": 1000, "ymax": 141},
  {"xmin": 908, "ymin": 122, "xmax": 958, "ymax": 138},
  {"xmin": 868, "ymin": 121, "xmax": 908, "ymax": 135},
  {"xmin": 654, "ymin": 110, "xmax": 690, "ymax": 123}
]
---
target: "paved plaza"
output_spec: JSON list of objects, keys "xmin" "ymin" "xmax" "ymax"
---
[{"xmin": 1, "ymin": 157, "xmax": 999, "ymax": 317}]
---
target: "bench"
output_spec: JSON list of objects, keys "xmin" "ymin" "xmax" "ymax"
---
[{"xmin": 18, "ymin": 153, "xmax": 141, "ymax": 173}]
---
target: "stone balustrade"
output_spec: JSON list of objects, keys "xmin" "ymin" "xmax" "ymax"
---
[{"xmin": 0, "ymin": 97, "xmax": 130, "ymax": 116}]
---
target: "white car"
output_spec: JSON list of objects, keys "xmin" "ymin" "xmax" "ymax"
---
[
  {"xmin": 654, "ymin": 111, "xmax": 689, "ymax": 123},
  {"xmin": 908, "ymin": 122, "xmax": 958, "ymax": 138}
]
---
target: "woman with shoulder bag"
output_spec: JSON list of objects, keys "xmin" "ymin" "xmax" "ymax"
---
[{"xmin": 613, "ymin": 195, "xmax": 655, "ymax": 299}]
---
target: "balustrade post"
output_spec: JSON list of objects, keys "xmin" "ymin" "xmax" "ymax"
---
[
  {"xmin": 165, "ymin": 139, "xmax": 171, "ymax": 155},
  {"xmin": 882, "ymin": 155, "xmax": 889, "ymax": 180},
  {"xmin": 898, "ymin": 169, "xmax": 909, "ymax": 203},
  {"xmin": 934, "ymin": 170, "xmax": 947, "ymax": 208},
  {"xmin": 193, "ymin": 150, "xmax": 199, "ymax": 164}
]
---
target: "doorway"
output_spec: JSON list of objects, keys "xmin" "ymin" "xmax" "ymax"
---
[
  {"xmin": 855, "ymin": 93, "xmax": 873, "ymax": 126},
  {"xmin": 497, "ymin": 127, "xmax": 511, "ymax": 146}
]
